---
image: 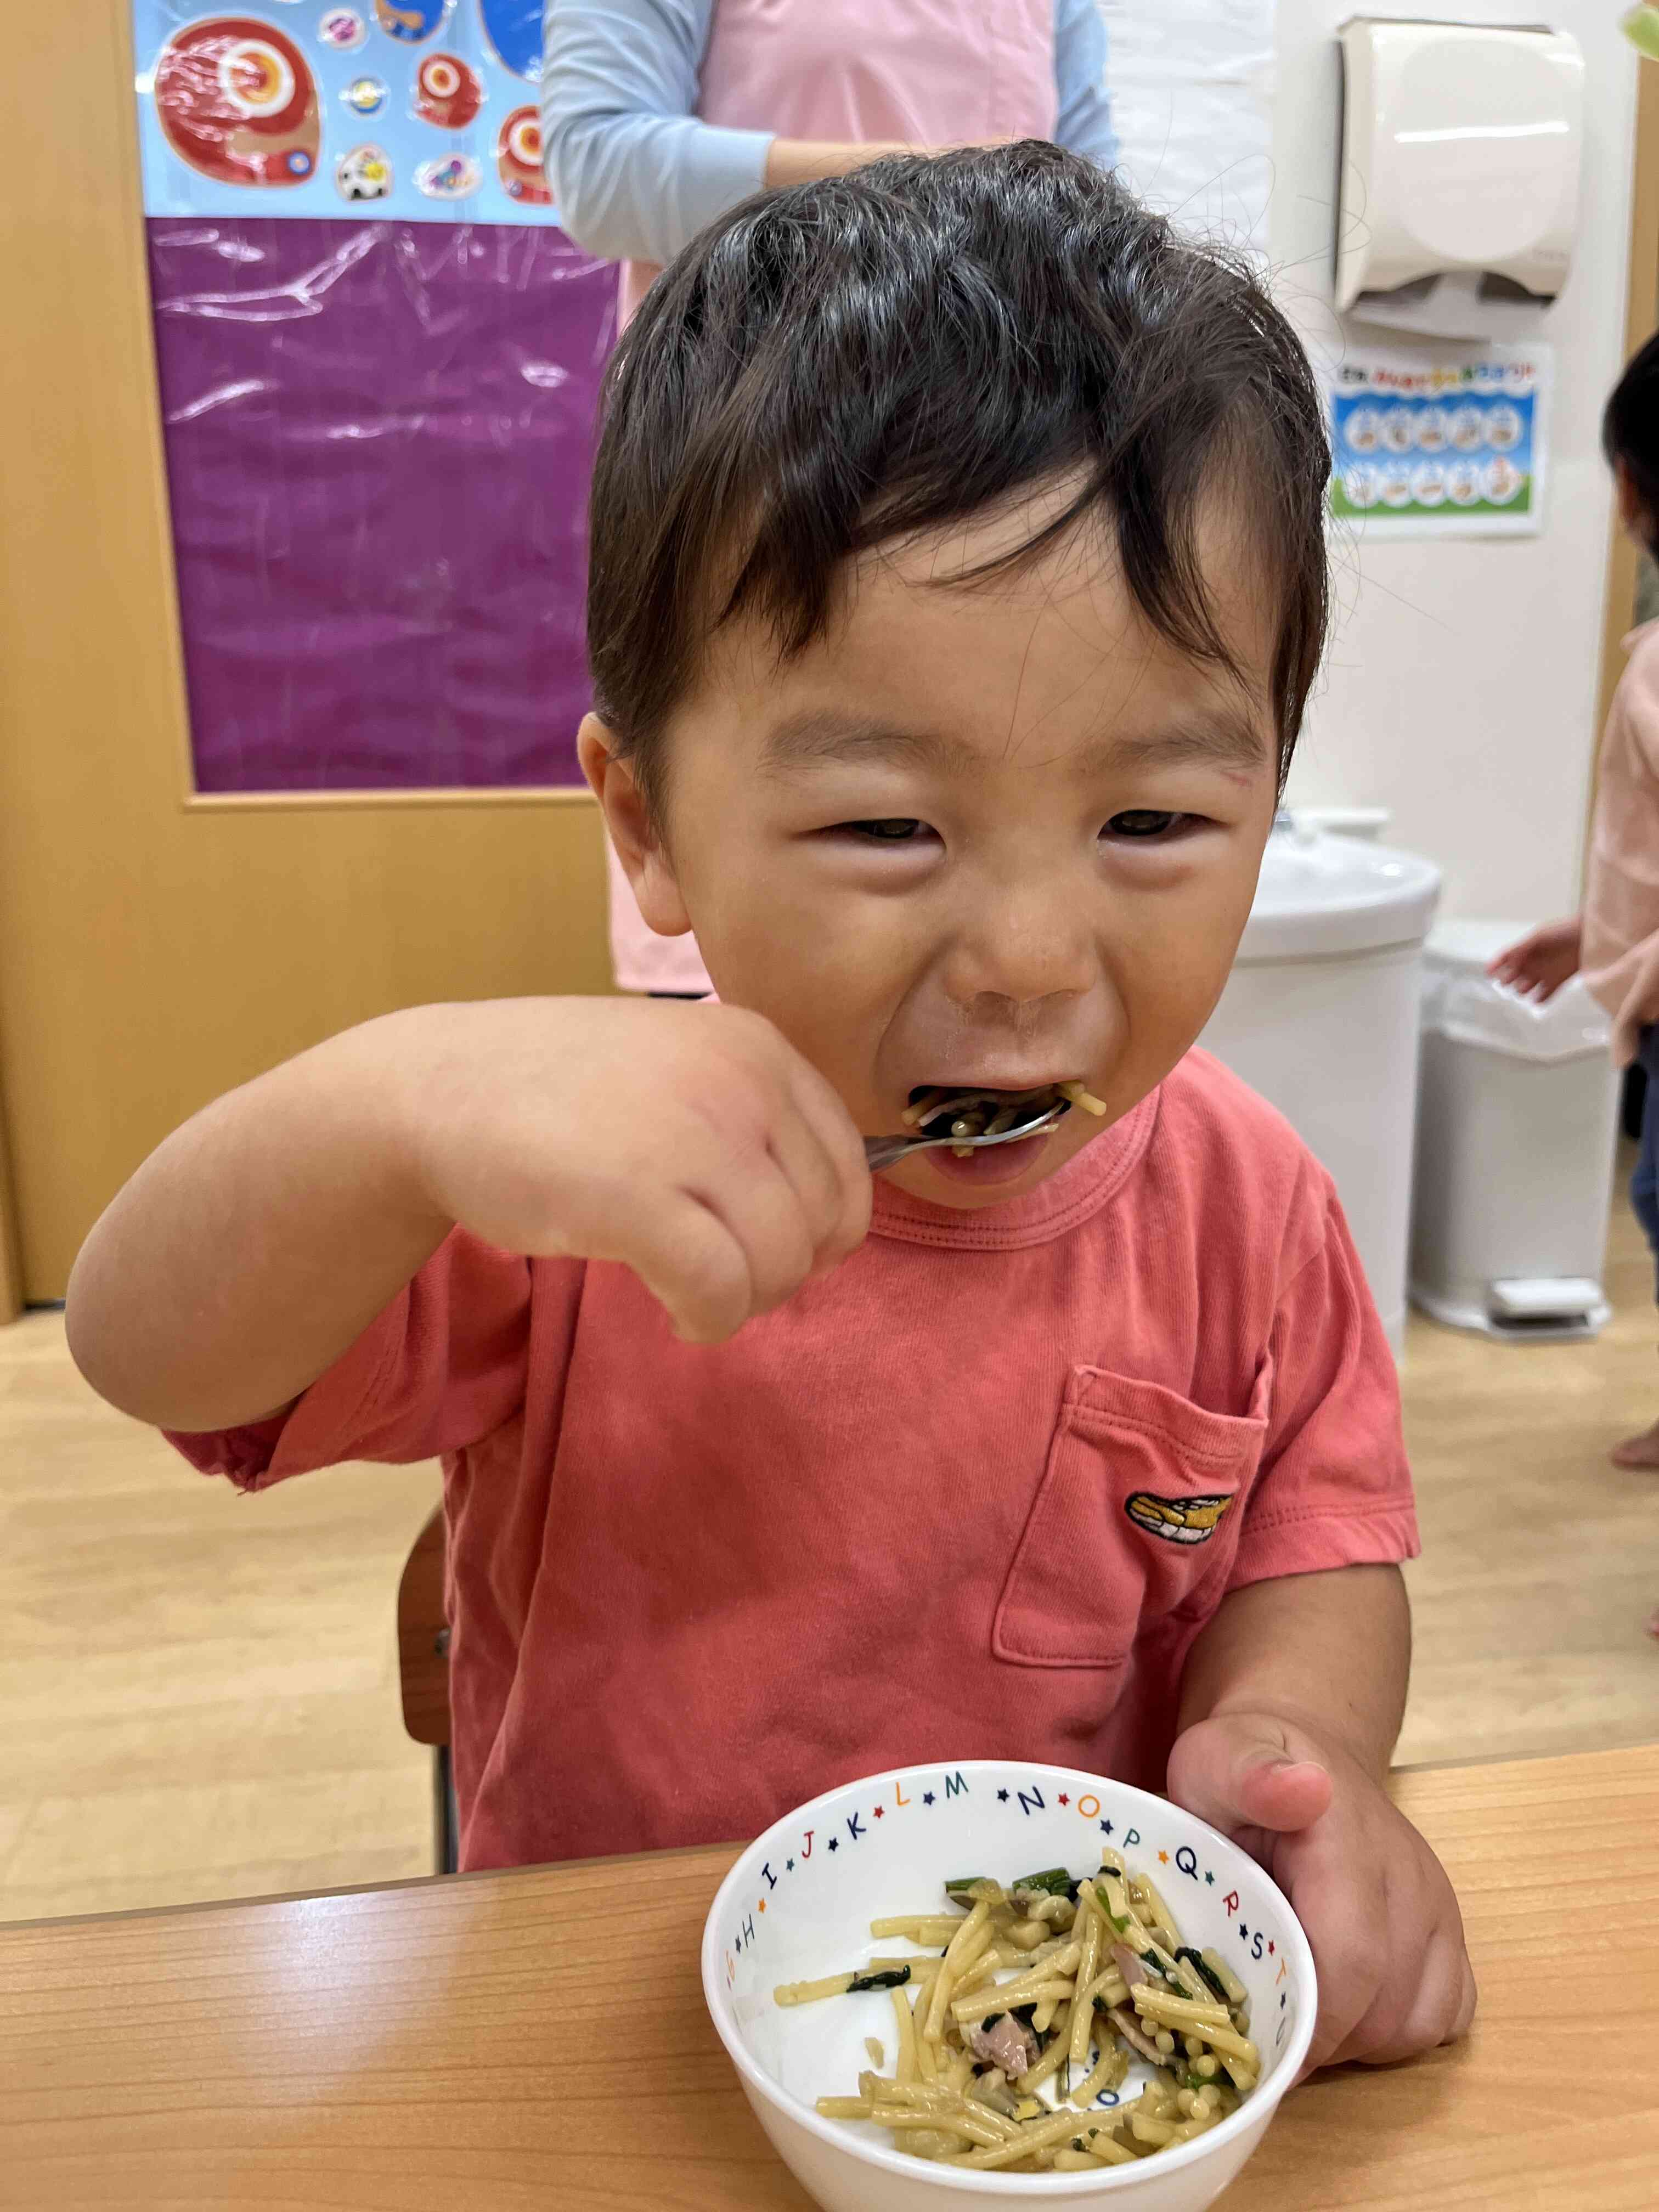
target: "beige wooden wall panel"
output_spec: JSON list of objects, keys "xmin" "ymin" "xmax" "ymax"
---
[{"xmin": 0, "ymin": 5, "xmax": 614, "ymax": 1302}]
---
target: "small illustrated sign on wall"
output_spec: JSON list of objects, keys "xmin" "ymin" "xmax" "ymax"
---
[{"xmin": 1327, "ymin": 344, "xmax": 1551, "ymax": 537}]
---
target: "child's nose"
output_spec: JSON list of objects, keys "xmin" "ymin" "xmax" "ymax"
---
[{"xmin": 939, "ymin": 887, "xmax": 1098, "ymax": 1010}]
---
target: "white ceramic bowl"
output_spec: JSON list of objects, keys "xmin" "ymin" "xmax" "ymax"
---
[{"xmin": 702, "ymin": 1761, "xmax": 1316, "ymax": 2212}]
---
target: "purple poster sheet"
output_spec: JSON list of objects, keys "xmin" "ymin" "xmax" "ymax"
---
[{"xmin": 150, "ymin": 218, "xmax": 613, "ymax": 791}]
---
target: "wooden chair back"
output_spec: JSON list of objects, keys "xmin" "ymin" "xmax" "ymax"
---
[{"xmin": 397, "ymin": 1505, "xmax": 451, "ymax": 1750}]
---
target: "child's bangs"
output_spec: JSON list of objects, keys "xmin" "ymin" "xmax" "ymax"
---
[{"xmin": 587, "ymin": 143, "xmax": 1330, "ymax": 810}]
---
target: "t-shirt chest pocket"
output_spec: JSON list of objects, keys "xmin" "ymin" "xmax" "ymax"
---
[{"xmin": 992, "ymin": 1363, "xmax": 1273, "ymax": 1670}]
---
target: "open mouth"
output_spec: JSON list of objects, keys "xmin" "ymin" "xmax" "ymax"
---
[{"xmin": 900, "ymin": 1080, "xmax": 1107, "ymax": 1157}]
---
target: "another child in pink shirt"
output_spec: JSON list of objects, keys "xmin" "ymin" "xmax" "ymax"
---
[
  {"xmin": 1493, "ymin": 330, "xmax": 1659, "ymax": 1500},
  {"xmin": 69, "ymin": 146, "xmax": 1473, "ymax": 2074}
]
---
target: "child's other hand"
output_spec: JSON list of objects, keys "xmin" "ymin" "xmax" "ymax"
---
[
  {"xmin": 1166, "ymin": 1712, "xmax": 1477, "ymax": 2078},
  {"xmin": 403, "ymin": 998, "xmax": 871, "ymax": 1341},
  {"xmin": 1487, "ymin": 915, "xmax": 1583, "ymax": 1001}
]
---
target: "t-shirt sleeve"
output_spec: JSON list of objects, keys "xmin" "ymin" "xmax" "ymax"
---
[
  {"xmin": 165, "ymin": 1229, "xmax": 538, "ymax": 1493},
  {"xmin": 1228, "ymin": 1177, "xmax": 1420, "ymax": 1589}
]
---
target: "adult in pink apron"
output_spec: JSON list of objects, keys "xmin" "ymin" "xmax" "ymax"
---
[{"xmin": 544, "ymin": 0, "xmax": 1115, "ymax": 992}]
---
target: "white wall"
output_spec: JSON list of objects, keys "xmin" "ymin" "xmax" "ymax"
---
[{"xmin": 1272, "ymin": 3, "xmax": 1640, "ymax": 921}]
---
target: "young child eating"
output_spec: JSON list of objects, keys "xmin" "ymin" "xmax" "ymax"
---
[{"xmin": 68, "ymin": 145, "xmax": 1474, "ymax": 2075}]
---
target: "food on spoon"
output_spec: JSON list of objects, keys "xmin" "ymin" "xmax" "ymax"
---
[{"xmin": 898, "ymin": 1080, "xmax": 1109, "ymax": 1156}]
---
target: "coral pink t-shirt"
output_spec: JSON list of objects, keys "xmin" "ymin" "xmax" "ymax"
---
[{"xmin": 171, "ymin": 1053, "xmax": 1417, "ymax": 1870}]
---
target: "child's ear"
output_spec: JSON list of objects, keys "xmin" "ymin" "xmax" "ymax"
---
[{"xmin": 577, "ymin": 714, "xmax": 694, "ymax": 938}]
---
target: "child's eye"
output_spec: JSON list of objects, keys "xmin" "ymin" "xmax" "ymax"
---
[
  {"xmin": 842, "ymin": 818, "xmax": 926, "ymax": 841},
  {"xmin": 1102, "ymin": 810, "xmax": 1188, "ymax": 841}
]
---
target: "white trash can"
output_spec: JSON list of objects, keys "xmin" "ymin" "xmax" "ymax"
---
[
  {"xmin": 1409, "ymin": 920, "xmax": 1620, "ymax": 1340},
  {"xmin": 1200, "ymin": 823, "xmax": 1442, "ymax": 1351}
]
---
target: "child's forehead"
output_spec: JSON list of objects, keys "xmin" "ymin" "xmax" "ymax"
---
[
  {"xmin": 779, "ymin": 475, "xmax": 1260, "ymax": 647},
  {"xmin": 870, "ymin": 472, "xmax": 1103, "ymax": 583},
  {"xmin": 699, "ymin": 511, "xmax": 1277, "ymax": 773}
]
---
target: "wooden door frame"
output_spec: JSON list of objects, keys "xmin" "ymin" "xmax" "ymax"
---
[
  {"xmin": 0, "ymin": 1082, "xmax": 22, "ymax": 1323},
  {"xmin": 1595, "ymin": 58, "xmax": 1659, "ymax": 746}
]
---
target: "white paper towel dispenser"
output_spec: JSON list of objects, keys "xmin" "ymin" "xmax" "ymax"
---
[{"xmin": 1336, "ymin": 19, "xmax": 1584, "ymax": 340}]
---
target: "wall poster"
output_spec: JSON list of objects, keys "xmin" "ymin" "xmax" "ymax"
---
[
  {"xmin": 133, "ymin": 1, "xmax": 612, "ymax": 793},
  {"xmin": 1327, "ymin": 344, "xmax": 1552, "ymax": 538}
]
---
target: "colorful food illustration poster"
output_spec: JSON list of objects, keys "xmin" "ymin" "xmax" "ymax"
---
[
  {"xmin": 135, "ymin": 1, "xmax": 555, "ymax": 224},
  {"xmin": 1327, "ymin": 345, "xmax": 1551, "ymax": 538}
]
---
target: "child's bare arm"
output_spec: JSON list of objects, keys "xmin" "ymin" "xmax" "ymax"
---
[
  {"xmin": 1176, "ymin": 1561, "xmax": 1409, "ymax": 1781},
  {"xmin": 66, "ymin": 1012, "xmax": 454, "ymax": 1432},
  {"xmin": 67, "ymin": 998, "xmax": 869, "ymax": 1434},
  {"xmin": 1169, "ymin": 1565, "xmax": 1475, "ymax": 2075}
]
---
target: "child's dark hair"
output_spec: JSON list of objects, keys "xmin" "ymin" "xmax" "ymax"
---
[
  {"xmin": 587, "ymin": 142, "xmax": 1330, "ymax": 815},
  {"xmin": 1604, "ymin": 326, "xmax": 1659, "ymax": 555}
]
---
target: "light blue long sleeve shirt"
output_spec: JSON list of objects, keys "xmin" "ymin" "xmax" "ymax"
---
[{"xmin": 541, "ymin": 0, "xmax": 1115, "ymax": 267}]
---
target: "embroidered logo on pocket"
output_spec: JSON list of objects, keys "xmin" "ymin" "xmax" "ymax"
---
[{"xmin": 1125, "ymin": 1491, "xmax": 1234, "ymax": 1546}]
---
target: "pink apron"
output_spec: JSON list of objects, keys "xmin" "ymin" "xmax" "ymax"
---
[{"xmin": 606, "ymin": 0, "xmax": 1059, "ymax": 993}]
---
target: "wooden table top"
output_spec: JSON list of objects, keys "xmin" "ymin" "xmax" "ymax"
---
[{"xmin": 4, "ymin": 1745, "xmax": 1657, "ymax": 2209}]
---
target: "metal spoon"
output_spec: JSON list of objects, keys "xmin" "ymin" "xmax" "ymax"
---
[{"xmin": 864, "ymin": 1099, "xmax": 1069, "ymax": 1174}]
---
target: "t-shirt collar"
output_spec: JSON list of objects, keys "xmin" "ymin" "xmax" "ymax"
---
[{"xmin": 868, "ymin": 1088, "xmax": 1161, "ymax": 1250}]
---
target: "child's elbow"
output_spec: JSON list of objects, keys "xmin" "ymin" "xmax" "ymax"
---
[
  {"xmin": 63, "ymin": 1244, "xmax": 142, "ymax": 1423},
  {"xmin": 64, "ymin": 1234, "xmax": 189, "ymax": 1430}
]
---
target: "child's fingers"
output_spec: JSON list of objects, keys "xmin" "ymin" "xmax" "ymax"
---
[
  {"xmin": 1450, "ymin": 1950, "xmax": 1479, "ymax": 2042},
  {"xmin": 692, "ymin": 1158, "xmax": 820, "ymax": 1321},
  {"xmin": 1402, "ymin": 1889, "xmax": 1477, "ymax": 2056},
  {"xmin": 1166, "ymin": 1714, "xmax": 1330, "ymax": 1837},
  {"xmin": 627, "ymin": 1195, "xmax": 759, "ymax": 1343},
  {"xmin": 718, "ymin": 1012, "xmax": 868, "ymax": 1262},
  {"xmin": 765, "ymin": 1109, "xmax": 861, "ymax": 1274},
  {"xmin": 1291, "ymin": 1864, "xmax": 1390, "ymax": 2076},
  {"xmin": 783, "ymin": 1060, "xmax": 873, "ymax": 1262},
  {"xmin": 1232, "ymin": 1753, "xmax": 1333, "ymax": 1834},
  {"xmin": 1325, "ymin": 1940, "xmax": 1429, "ymax": 2068},
  {"xmin": 1353, "ymin": 1917, "xmax": 1475, "ymax": 2066}
]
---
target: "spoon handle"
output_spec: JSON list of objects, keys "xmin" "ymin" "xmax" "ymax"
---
[
  {"xmin": 863, "ymin": 1135, "xmax": 917, "ymax": 1172},
  {"xmin": 863, "ymin": 1103, "xmax": 1068, "ymax": 1175}
]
